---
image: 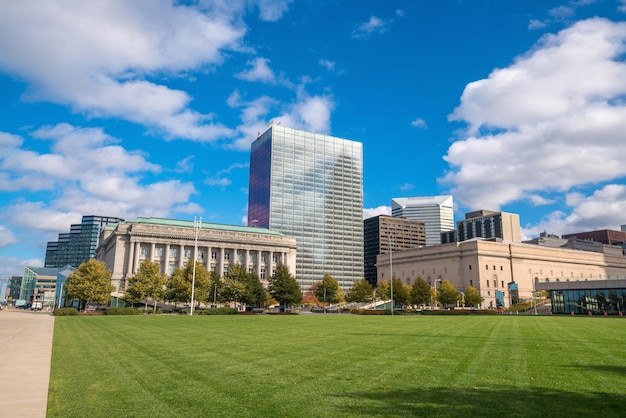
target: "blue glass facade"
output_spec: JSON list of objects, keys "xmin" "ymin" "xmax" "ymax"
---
[
  {"xmin": 248, "ymin": 125, "xmax": 363, "ymax": 290},
  {"xmin": 550, "ymin": 288, "xmax": 626, "ymax": 315}
]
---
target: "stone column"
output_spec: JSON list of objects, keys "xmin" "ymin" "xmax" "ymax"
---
[
  {"xmin": 164, "ymin": 244, "xmax": 170, "ymax": 275},
  {"xmin": 127, "ymin": 238, "xmax": 135, "ymax": 276},
  {"xmin": 178, "ymin": 243, "xmax": 184, "ymax": 268},
  {"xmin": 150, "ymin": 242, "xmax": 156, "ymax": 262}
]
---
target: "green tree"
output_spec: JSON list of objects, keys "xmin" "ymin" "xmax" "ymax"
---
[
  {"xmin": 314, "ymin": 274, "xmax": 341, "ymax": 305},
  {"xmin": 345, "ymin": 279, "xmax": 374, "ymax": 303},
  {"xmin": 268, "ymin": 264, "xmax": 302, "ymax": 309},
  {"xmin": 464, "ymin": 286, "xmax": 483, "ymax": 308},
  {"xmin": 438, "ymin": 280, "xmax": 459, "ymax": 308},
  {"xmin": 222, "ymin": 264, "xmax": 266, "ymax": 308},
  {"xmin": 64, "ymin": 259, "xmax": 114, "ymax": 310},
  {"xmin": 166, "ymin": 261, "xmax": 211, "ymax": 309},
  {"xmin": 124, "ymin": 260, "xmax": 168, "ymax": 311},
  {"xmin": 391, "ymin": 278, "xmax": 411, "ymax": 307},
  {"xmin": 377, "ymin": 280, "xmax": 390, "ymax": 300},
  {"xmin": 410, "ymin": 277, "xmax": 432, "ymax": 307}
]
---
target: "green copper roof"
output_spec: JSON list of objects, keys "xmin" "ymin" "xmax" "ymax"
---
[{"xmin": 128, "ymin": 217, "xmax": 285, "ymax": 237}]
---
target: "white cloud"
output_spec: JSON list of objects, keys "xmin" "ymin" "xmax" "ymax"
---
[
  {"xmin": 0, "ymin": 124, "xmax": 197, "ymax": 231},
  {"xmin": 445, "ymin": 18, "xmax": 626, "ymax": 212},
  {"xmin": 399, "ymin": 183, "xmax": 414, "ymax": 191},
  {"xmin": 319, "ymin": 59, "xmax": 336, "ymax": 71},
  {"xmin": 410, "ymin": 118, "xmax": 428, "ymax": 128},
  {"xmin": 0, "ymin": 255, "xmax": 43, "ymax": 280},
  {"xmin": 252, "ymin": 0, "xmax": 293, "ymax": 22},
  {"xmin": 228, "ymin": 91, "xmax": 336, "ymax": 151},
  {"xmin": 0, "ymin": 1, "xmax": 265, "ymax": 141},
  {"xmin": 549, "ymin": 6, "xmax": 575, "ymax": 20},
  {"xmin": 352, "ymin": 16, "xmax": 391, "ymax": 39},
  {"xmin": 0, "ymin": 225, "xmax": 17, "ymax": 247},
  {"xmin": 619, "ymin": 0, "xmax": 626, "ymax": 12},
  {"xmin": 364, "ymin": 206, "xmax": 391, "ymax": 220},
  {"xmin": 236, "ymin": 57, "xmax": 277, "ymax": 83},
  {"xmin": 523, "ymin": 184, "xmax": 626, "ymax": 238},
  {"xmin": 528, "ymin": 19, "xmax": 547, "ymax": 30}
]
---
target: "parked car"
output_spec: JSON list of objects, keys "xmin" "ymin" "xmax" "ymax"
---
[{"xmin": 31, "ymin": 302, "xmax": 43, "ymax": 311}]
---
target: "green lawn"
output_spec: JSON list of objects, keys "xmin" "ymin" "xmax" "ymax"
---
[{"xmin": 48, "ymin": 315, "xmax": 625, "ymax": 417}]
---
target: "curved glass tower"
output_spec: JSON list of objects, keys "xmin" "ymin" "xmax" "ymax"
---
[{"xmin": 248, "ymin": 125, "xmax": 363, "ymax": 290}]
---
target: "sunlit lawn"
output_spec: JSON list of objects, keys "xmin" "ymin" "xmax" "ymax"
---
[{"xmin": 48, "ymin": 314, "xmax": 625, "ymax": 417}]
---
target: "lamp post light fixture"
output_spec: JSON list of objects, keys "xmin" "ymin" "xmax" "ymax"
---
[
  {"xmin": 190, "ymin": 216, "xmax": 202, "ymax": 316},
  {"xmin": 434, "ymin": 279, "xmax": 442, "ymax": 308},
  {"xmin": 389, "ymin": 236, "xmax": 394, "ymax": 316}
]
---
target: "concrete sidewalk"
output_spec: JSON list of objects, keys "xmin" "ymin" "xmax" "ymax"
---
[{"xmin": 0, "ymin": 308, "xmax": 55, "ymax": 417}]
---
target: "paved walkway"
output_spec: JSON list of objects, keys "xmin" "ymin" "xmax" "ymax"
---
[{"xmin": 0, "ymin": 308, "xmax": 54, "ymax": 417}]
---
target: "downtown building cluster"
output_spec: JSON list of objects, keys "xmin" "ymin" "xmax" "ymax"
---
[{"xmin": 5, "ymin": 125, "xmax": 626, "ymax": 314}]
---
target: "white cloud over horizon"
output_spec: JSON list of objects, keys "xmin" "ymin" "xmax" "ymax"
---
[
  {"xmin": 0, "ymin": 124, "xmax": 197, "ymax": 236},
  {"xmin": 0, "ymin": 1, "xmax": 296, "ymax": 143},
  {"xmin": 444, "ymin": 18, "xmax": 626, "ymax": 234}
]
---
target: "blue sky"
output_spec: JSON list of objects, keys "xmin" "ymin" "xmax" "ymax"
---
[{"xmin": 2, "ymin": 0, "xmax": 626, "ymax": 279}]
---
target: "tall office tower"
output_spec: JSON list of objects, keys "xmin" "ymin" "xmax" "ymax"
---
[
  {"xmin": 248, "ymin": 125, "xmax": 363, "ymax": 290},
  {"xmin": 363, "ymin": 215, "xmax": 426, "ymax": 287},
  {"xmin": 45, "ymin": 215, "xmax": 125, "ymax": 268},
  {"xmin": 457, "ymin": 210, "xmax": 521, "ymax": 242},
  {"xmin": 391, "ymin": 195, "xmax": 454, "ymax": 246}
]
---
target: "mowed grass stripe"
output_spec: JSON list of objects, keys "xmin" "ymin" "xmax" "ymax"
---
[{"xmin": 48, "ymin": 315, "xmax": 626, "ymax": 417}]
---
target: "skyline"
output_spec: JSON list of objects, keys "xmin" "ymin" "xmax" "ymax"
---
[{"xmin": 2, "ymin": 0, "xmax": 626, "ymax": 279}]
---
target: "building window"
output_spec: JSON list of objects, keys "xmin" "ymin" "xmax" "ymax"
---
[
  {"xmin": 140, "ymin": 246, "xmax": 148, "ymax": 256},
  {"xmin": 225, "ymin": 252, "xmax": 231, "ymax": 261},
  {"xmin": 170, "ymin": 248, "xmax": 178, "ymax": 258},
  {"xmin": 155, "ymin": 247, "xmax": 163, "ymax": 257},
  {"xmin": 469, "ymin": 280, "xmax": 473, "ymax": 287},
  {"xmin": 184, "ymin": 249, "xmax": 191, "ymax": 258},
  {"xmin": 469, "ymin": 265, "xmax": 472, "ymax": 271},
  {"xmin": 198, "ymin": 250, "xmax": 205, "ymax": 260},
  {"xmin": 485, "ymin": 265, "xmax": 489, "ymax": 270},
  {"xmin": 493, "ymin": 265, "xmax": 496, "ymax": 270},
  {"xmin": 501, "ymin": 281, "xmax": 504, "ymax": 288},
  {"xmin": 211, "ymin": 251, "xmax": 217, "ymax": 260},
  {"xmin": 500, "ymin": 266, "xmax": 503, "ymax": 271}
]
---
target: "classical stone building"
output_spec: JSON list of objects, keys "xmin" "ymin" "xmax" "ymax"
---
[
  {"xmin": 97, "ymin": 217, "xmax": 297, "ymax": 298},
  {"xmin": 376, "ymin": 238, "xmax": 626, "ymax": 309}
]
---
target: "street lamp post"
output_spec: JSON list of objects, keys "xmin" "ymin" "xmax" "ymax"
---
[
  {"xmin": 532, "ymin": 274, "xmax": 538, "ymax": 315},
  {"xmin": 190, "ymin": 216, "xmax": 202, "ymax": 316},
  {"xmin": 389, "ymin": 236, "xmax": 394, "ymax": 316},
  {"xmin": 434, "ymin": 279, "xmax": 442, "ymax": 308}
]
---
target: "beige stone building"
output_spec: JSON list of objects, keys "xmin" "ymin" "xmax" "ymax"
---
[
  {"xmin": 97, "ymin": 217, "xmax": 297, "ymax": 298},
  {"xmin": 376, "ymin": 238, "xmax": 626, "ymax": 309}
]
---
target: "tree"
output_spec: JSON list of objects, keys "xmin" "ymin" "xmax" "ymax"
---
[
  {"xmin": 345, "ymin": 279, "xmax": 374, "ymax": 303},
  {"xmin": 124, "ymin": 260, "xmax": 167, "ymax": 311},
  {"xmin": 314, "ymin": 274, "xmax": 341, "ymax": 305},
  {"xmin": 464, "ymin": 286, "xmax": 483, "ymax": 308},
  {"xmin": 222, "ymin": 264, "xmax": 266, "ymax": 308},
  {"xmin": 410, "ymin": 277, "xmax": 432, "ymax": 307},
  {"xmin": 268, "ymin": 264, "xmax": 302, "ymax": 309},
  {"xmin": 391, "ymin": 278, "xmax": 411, "ymax": 307},
  {"xmin": 64, "ymin": 259, "xmax": 114, "ymax": 310},
  {"xmin": 165, "ymin": 261, "xmax": 211, "ymax": 308},
  {"xmin": 438, "ymin": 280, "xmax": 459, "ymax": 307},
  {"xmin": 376, "ymin": 280, "xmax": 390, "ymax": 300}
]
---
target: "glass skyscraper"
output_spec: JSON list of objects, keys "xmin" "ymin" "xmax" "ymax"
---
[
  {"xmin": 248, "ymin": 125, "xmax": 363, "ymax": 290},
  {"xmin": 45, "ymin": 215, "xmax": 125, "ymax": 268}
]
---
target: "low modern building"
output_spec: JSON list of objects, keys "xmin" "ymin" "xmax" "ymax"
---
[
  {"xmin": 364, "ymin": 215, "xmax": 426, "ymax": 287},
  {"xmin": 96, "ymin": 217, "xmax": 298, "ymax": 299},
  {"xmin": 6, "ymin": 276, "xmax": 22, "ymax": 302},
  {"xmin": 20, "ymin": 267, "xmax": 59, "ymax": 306},
  {"xmin": 536, "ymin": 279, "xmax": 626, "ymax": 315},
  {"xmin": 376, "ymin": 238, "xmax": 626, "ymax": 310}
]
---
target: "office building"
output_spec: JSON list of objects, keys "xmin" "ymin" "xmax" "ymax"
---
[
  {"xmin": 96, "ymin": 217, "xmax": 297, "ymax": 299},
  {"xmin": 45, "ymin": 215, "xmax": 125, "ymax": 268},
  {"xmin": 247, "ymin": 125, "xmax": 363, "ymax": 290},
  {"xmin": 376, "ymin": 237, "xmax": 626, "ymax": 310},
  {"xmin": 20, "ymin": 266, "xmax": 58, "ymax": 305},
  {"xmin": 561, "ymin": 229, "xmax": 626, "ymax": 246},
  {"xmin": 456, "ymin": 210, "xmax": 521, "ymax": 243},
  {"xmin": 391, "ymin": 195, "xmax": 454, "ymax": 246},
  {"xmin": 363, "ymin": 215, "xmax": 426, "ymax": 287}
]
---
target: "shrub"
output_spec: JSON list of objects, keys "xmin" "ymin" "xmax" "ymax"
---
[
  {"xmin": 105, "ymin": 307, "xmax": 141, "ymax": 315},
  {"xmin": 54, "ymin": 307, "xmax": 80, "ymax": 316},
  {"xmin": 194, "ymin": 307, "xmax": 238, "ymax": 315},
  {"xmin": 506, "ymin": 302, "xmax": 533, "ymax": 312}
]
